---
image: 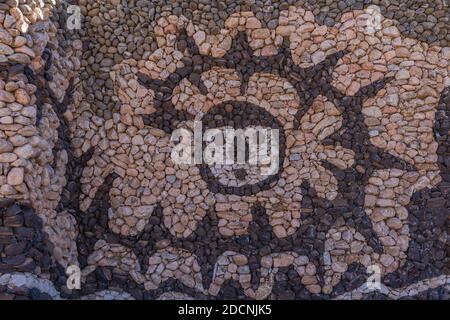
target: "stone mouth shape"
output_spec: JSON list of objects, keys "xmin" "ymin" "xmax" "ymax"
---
[{"xmin": 199, "ymin": 101, "xmax": 286, "ymax": 196}]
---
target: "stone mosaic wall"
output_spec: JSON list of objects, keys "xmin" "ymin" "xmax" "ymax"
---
[{"xmin": 0, "ymin": 0, "xmax": 448, "ymax": 300}]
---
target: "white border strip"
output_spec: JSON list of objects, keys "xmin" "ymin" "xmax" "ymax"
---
[
  {"xmin": 333, "ymin": 275, "xmax": 450, "ymax": 300},
  {"xmin": 1, "ymin": 272, "xmax": 448, "ymax": 300}
]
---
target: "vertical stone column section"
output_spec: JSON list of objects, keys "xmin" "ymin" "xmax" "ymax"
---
[{"xmin": 0, "ymin": 0, "xmax": 80, "ymax": 268}]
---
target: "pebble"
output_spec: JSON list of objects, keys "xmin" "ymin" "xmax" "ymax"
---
[{"xmin": 6, "ymin": 167, "xmax": 24, "ymax": 186}]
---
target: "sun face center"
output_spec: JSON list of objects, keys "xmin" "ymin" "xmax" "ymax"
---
[{"xmin": 198, "ymin": 101, "xmax": 286, "ymax": 196}]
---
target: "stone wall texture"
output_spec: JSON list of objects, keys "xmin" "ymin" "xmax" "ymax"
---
[{"xmin": 0, "ymin": 0, "xmax": 448, "ymax": 300}]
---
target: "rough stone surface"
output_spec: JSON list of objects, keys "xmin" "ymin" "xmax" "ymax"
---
[{"xmin": 0, "ymin": 0, "xmax": 448, "ymax": 301}]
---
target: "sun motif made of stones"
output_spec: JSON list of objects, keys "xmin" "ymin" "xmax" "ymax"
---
[
  {"xmin": 65, "ymin": 5, "xmax": 448, "ymax": 299},
  {"xmin": 78, "ymin": 21, "xmax": 356, "ymax": 241}
]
